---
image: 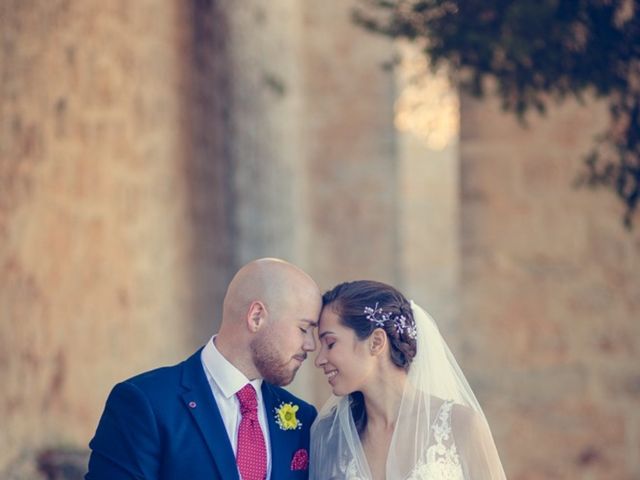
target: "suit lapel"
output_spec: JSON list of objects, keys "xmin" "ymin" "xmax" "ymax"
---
[
  {"xmin": 181, "ymin": 349, "xmax": 240, "ymax": 480},
  {"xmin": 262, "ymin": 383, "xmax": 290, "ymax": 478}
]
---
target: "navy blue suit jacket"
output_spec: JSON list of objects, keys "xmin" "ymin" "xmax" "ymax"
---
[{"xmin": 86, "ymin": 349, "xmax": 317, "ymax": 480}]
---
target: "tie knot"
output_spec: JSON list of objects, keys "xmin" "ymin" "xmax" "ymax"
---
[{"xmin": 236, "ymin": 384, "xmax": 258, "ymax": 415}]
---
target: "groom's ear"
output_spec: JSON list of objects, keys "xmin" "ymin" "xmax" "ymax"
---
[
  {"xmin": 369, "ymin": 329, "xmax": 387, "ymax": 356},
  {"xmin": 246, "ymin": 301, "xmax": 268, "ymax": 332}
]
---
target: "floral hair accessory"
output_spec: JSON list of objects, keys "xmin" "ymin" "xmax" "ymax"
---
[
  {"xmin": 275, "ymin": 402, "xmax": 302, "ymax": 430},
  {"xmin": 364, "ymin": 302, "xmax": 418, "ymax": 339}
]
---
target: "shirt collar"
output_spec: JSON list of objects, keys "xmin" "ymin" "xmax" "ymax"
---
[{"xmin": 201, "ymin": 336, "xmax": 263, "ymax": 399}]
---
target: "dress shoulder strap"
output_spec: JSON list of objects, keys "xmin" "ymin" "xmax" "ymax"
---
[{"xmin": 432, "ymin": 399, "xmax": 454, "ymax": 445}]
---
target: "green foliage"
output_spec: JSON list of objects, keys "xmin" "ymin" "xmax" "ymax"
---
[{"xmin": 355, "ymin": 0, "xmax": 640, "ymax": 227}]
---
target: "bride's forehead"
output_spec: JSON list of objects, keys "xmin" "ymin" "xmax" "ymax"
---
[
  {"xmin": 319, "ymin": 308, "xmax": 341, "ymax": 325},
  {"xmin": 318, "ymin": 316, "xmax": 347, "ymax": 338},
  {"xmin": 318, "ymin": 315, "xmax": 360, "ymax": 340}
]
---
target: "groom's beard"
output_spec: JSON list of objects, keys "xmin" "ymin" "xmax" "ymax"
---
[{"xmin": 251, "ymin": 334, "xmax": 300, "ymax": 386}]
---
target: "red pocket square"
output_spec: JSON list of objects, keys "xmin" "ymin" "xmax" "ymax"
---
[{"xmin": 290, "ymin": 448, "xmax": 309, "ymax": 471}]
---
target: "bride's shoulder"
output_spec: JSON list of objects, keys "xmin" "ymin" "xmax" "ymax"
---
[
  {"xmin": 449, "ymin": 403, "xmax": 483, "ymax": 430},
  {"xmin": 447, "ymin": 402, "xmax": 491, "ymax": 452},
  {"xmin": 428, "ymin": 395, "xmax": 445, "ymax": 409},
  {"xmin": 427, "ymin": 396, "xmax": 483, "ymax": 431}
]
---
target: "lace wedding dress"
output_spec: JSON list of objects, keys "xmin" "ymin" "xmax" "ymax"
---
[{"xmin": 344, "ymin": 400, "xmax": 463, "ymax": 480}]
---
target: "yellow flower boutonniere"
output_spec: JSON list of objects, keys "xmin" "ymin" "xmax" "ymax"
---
[{"xmin": 275, "ymin": 402, "xmax": 302, "ymax": 430}]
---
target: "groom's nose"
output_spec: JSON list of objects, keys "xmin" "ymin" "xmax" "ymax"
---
[
  {"xmin": 302, "ymin": 331, "xmax": 316, "ymax": 352},
  {"xmin": 314, "ymin": 350, "xmax": 326, "ymax": 368}
]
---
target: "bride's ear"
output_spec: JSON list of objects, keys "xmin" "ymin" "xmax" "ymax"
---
[{"xmin": 369, "ymin": 329, "xmax": 387, "ymax": 356}]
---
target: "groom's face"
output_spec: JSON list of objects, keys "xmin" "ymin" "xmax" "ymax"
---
[{"xmin": 250, "ymin": 290, "xmax": 320, "ymax": 385}]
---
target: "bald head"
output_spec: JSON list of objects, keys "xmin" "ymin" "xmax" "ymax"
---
[
  {"xmin": 222, "ymin": 258, "xmax": 320, "ymax": 327},
  {"xmin": 216, "ymin": 258, "xmax": 321, "ymax": 383}
]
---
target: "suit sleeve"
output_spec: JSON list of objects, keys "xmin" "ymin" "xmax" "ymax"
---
[{"xmin": 85, "ymin": 381, "xmax": 161, "ymax": 480}]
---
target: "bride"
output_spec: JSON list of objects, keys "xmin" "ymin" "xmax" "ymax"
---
[{"xmin": 310, "ymin": 280, "xmax": 506, "ymax": 480}]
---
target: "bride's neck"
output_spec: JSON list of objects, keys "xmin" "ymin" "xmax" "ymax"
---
[{"xmin": 360, "ymin": 364, "xmax": 407, "ymax": 429}]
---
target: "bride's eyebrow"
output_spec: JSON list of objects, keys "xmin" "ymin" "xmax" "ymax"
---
[{"xmin": 319, "ymin": 331, "xmax": 335, "ymax": 339}]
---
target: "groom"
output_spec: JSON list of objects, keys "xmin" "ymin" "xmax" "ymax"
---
[{"xmin": 86, "ymin": 258, "xmax": 322, "ymax": 480}]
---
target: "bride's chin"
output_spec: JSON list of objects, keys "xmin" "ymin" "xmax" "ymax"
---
[{"xmin": 330, "ymin": 384, "xmax": 348, "ymax": 396}]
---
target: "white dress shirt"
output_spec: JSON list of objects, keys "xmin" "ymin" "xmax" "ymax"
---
[{"xmin": 200, "ymin": 336, "xmax": 272, "ymax": 478}]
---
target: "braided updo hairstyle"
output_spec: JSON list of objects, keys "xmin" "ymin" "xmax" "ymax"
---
[{"xmin": 321, "ymin": 280, "xmax": 418, "ymax": 433}]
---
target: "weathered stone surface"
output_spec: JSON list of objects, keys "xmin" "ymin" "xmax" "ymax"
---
[
  {"xmin": 460, "ymin": 93, "xmax": 640, "ymax": 479},
  {"xmin": 1, "ymin": 0, "xmax": 231, "ymax": 474},
  {"xmin": 302, "ymin": 0, "xmax": 398, "ymax": 288}
]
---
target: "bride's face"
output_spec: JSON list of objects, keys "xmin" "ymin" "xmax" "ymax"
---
[{"xmin": 315, "ymin": 307, "xmax": 375, "ymax": 396}]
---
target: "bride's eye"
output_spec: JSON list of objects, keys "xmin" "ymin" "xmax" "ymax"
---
[{"xmin": 327, "ymin": 342, "xmax": 335, "ymax": 350}]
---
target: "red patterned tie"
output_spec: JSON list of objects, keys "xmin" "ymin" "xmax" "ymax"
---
[{"xmin": 236, "ymin": 384, "xmax": 267, "ymax": 480}]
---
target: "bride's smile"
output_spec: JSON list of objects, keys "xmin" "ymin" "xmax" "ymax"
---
[{"xmin": 324, "ymin": 369, "xmax": 338, "ymax": 382}]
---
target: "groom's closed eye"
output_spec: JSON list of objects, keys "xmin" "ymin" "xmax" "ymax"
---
[
  {"xmin": 299, "ymin": 321, "xmax": 317, "ymax": 334},
  {"xmin": 300, "ymin": 320, "xmax": 318, "ymax": 333}
]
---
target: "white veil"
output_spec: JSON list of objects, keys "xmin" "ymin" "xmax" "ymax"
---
[{"xmin": 310, "ymin": 301, "xmax": 506, "ymax": 479}]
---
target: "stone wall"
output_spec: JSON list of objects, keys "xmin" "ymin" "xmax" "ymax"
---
[
  {"xmin": 0, "ymin": 0, "xmax": 232, "ymax": 474},
  {"xmin": 459, "ymin": 93, "xmax": 640, "ymax": 479},
  {"xmin": 302, "ymin": 2, "xmax": 399, "ymax": 288}
]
